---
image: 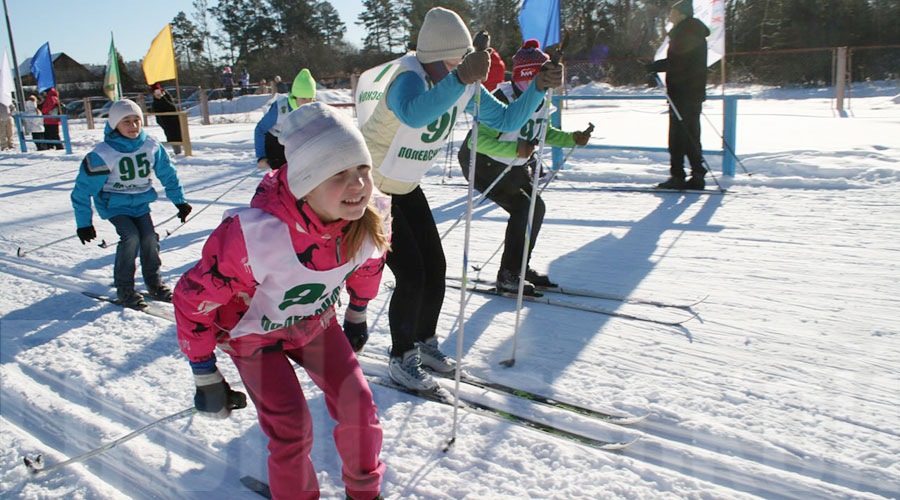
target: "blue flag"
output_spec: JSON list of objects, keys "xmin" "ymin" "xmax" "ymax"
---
[
  {"xmin": 30, "ymin": 42, "xmax": 56, "ymax": 93},
  {"xmin": 518, "ymin": 0, "xmax": 560, "ymax": 48}
]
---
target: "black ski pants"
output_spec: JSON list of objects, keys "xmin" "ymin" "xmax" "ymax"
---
[
  {"xmin": 385, "ymin": 187, "xmax": 446, "ymax": 358},
  {"xmin": 458, "ymin": 142, "xmax": 545, "ymax": 277},
  {"xmin": 668, "ymin": 99, "xmax": 705, "ymax": 179}
]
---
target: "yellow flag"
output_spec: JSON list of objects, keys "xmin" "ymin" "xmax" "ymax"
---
[{"xmin": 142, "ymin": 24, "xmax": 176, "ymax": 85}]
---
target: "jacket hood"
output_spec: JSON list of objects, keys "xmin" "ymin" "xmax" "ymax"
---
[
  {"xmin": 103, "ymin": 123, "xmax": 148, "ymax": 153},
  {"xmin": 250, "ymin": 167, "xmax": 351, "ymax": 237}
]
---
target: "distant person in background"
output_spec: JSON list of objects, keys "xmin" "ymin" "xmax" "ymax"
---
[
  {"xmin": 272, "ymin": 75, "xmax": 282, "ymax": 95},
  {"xmin": 151, "ymin": 83, "xmax": 183, "ymax": 155},
  {"xmin": 254, "ymin": 68, "xmax": 316, "ymax": 170},
  {"xmin": 646, "ymin": 0, "xmax": 710, "ymax": 190},
  {"xmin": 70, "ymin": 99, "xmax": 191, "ymax": 309},
  {"xmin": 240, "ymin": 69, "xmax": 250, "ymax": 92},
  {"xmin": 256, "ymin": 78, "xmax": 269, "ymax": 94},
  {"xmin": 39, "ymin": 88, "xmax": 63, "ymax": 150},
  {"xmin": 222, "ymin": 66, "xmax": 235, "ymax": 100},
  {"xmin": 483, "ymin": 49, "xmax": 507, "ymax": 92},
  {"xmin": 24, "ymin": 95, "xmax": 44, "ymax": 148},
  {"xmin": 0, "ymin": 100, "xmax": 14, "ymax": 150}
]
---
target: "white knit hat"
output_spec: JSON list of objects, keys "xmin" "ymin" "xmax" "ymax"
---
[
  {"xmin": 416, "ymin": 7, "xmax": 473, "ymax": 64},
  {"xmin": 279, "ymin": 102, "xmax": 372, "ymax": 200},
  {"xmin": 107, "ymin": 99, "xmax": 143, "ymax": 130}
]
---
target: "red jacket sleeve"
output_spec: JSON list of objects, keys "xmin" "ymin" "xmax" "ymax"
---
[
  {"xmin": 345, "ymin": 253, "xmax": 386, "ymax": 309},
  {"xmin": 174, "ymin": 215, "xmax": 256, "ymax": 363}
]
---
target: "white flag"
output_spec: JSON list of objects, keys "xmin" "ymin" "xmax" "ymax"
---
[
  {"xmin": 654, "ymin": 0, "xmax": 726, "ymax": 66},
  {"xmin": 1, "ymin": 50, "xmax": 14, "ymax": 108}
]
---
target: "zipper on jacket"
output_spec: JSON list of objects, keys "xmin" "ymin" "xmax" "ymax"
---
[{"xmin": 335, "ymin": 235, "xmax": 342, "ymax": 264}]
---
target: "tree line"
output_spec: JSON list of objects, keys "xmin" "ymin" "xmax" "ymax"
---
[{"xmin": 119, "ymin": 0, "xmax": 900, "ymax": 90}]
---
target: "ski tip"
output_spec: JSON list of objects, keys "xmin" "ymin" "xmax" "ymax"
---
[{"xmin": 599, "ymin": 436, "xmax": 641, "ymax": 451}]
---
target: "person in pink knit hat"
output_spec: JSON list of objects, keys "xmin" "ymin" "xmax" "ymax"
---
[{"xmin": 174, "ymin": 102, "xmax": 390, "ymax": 500}]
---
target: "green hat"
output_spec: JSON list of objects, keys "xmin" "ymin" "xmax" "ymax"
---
[{"xmin": 289, "ymin": 68, "xmax": 316, "ymax": 109}]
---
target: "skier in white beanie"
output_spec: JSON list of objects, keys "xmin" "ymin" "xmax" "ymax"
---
[
  {"xmin": 173, "ymin": 101, "xmax": 390, "ymax": 500},
  {"xmin": 106, "ymin": 99, "xmax": 144, "ymax": 131},
  {"xmin": 356, "ymin": 6, "xmax": 565, "ymax": 392},
  {"xmin": 71, "ymin": 98, "xmax": 191, "ymax": 310}
]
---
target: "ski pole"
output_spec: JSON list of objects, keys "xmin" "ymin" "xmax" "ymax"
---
[
  {"xmin": 162, "ymin": 167, "xmax": 261, "ymax": 241},
  {"xmin": 501, "ymin": 90, "xmax": 552, "ymax": 369},
  {"xmin": 446, "ymin": 29, "xmax": 491, "ymax": 453},
  {"xmin": 96, "ymin": 213, "xmax": 180, "ymax": 249},
  {"xmin": 440, "ymin": 162, "xmax": 514, "ymax": 241},
  {"xmin": 700, "ymin": 111, "xmax": 753, "ymax": 176},
  {"xmin": 23, "ymin": 407, "xmax": 197, "ymax": 477},
  {"xmin": 17, "ymin": 234, "xmax": 81, "ymax": 258},
  {"xmin": 536, "ymin": 123, "xmax": 594, "ymax": 196},
  {"xmin": 98, "ymin": 167, "xmax": 262, "ymax": 249},
  {"xmin": 654, "ymin": 74, "xmax": 725, "ymax": 192}
]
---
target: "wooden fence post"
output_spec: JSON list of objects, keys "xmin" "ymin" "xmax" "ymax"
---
[
  {"xmin": 84, "ymin": 97, "xmax": 94, "ymax": 130},
  {"xmin": 200, "ymin": 88, "xmax": 210, "ymax": 125}
]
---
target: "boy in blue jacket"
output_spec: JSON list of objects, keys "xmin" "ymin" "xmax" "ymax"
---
[{"xmin": 71, "ymin": 99, "xmax": 192, "ymax": 309}]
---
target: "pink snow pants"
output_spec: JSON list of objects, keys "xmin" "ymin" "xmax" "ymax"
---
[{"xmin": 230, "ymin": 318, "xmax": 385, "ymax": 500}]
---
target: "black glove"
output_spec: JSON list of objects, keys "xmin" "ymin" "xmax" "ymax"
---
[
  {"xmin": 572, "ymin": 129, "xmax": 591, "ymax": 146},
  {"xmin": 343, "ymin": 320, "xmax": 369, "ymax": 353},
  {"xmin": 193, "ymin": 370, "xmax": 247, "ymax": 419},
  {"xmin": 535, "ymin": 61, "xmax": 564, "ymax": 90},
  {"xmin": 343, "ymin": 305, "xmax": 368, "ymax": 353},
  {"xmin": 176, "ymin": 203, "xmax": 192, "ymax": 223},
  {"xmin": 77, "ymin": 226, "xmax": 96, "ymax": 245},
  {"xmin": 456, "ymin": 49, "xmax": 491, "ymax": 85}
]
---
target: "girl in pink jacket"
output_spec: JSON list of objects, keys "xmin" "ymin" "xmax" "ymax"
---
[{"xmin": 174, "ymin": 103, "xmax": 390, "ymax": 500}]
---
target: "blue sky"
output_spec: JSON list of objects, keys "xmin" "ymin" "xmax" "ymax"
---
[{"xmin": 1, "ymin": 0, "xmax": 367, "ymax": 68}]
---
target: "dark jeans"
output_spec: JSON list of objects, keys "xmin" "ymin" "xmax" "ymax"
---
[
  {"xmin": 384, "ymin": 187, "xmax": 446, "ymax": 357},
  {"xmin": 668, "ymin": 100, "xmax": 705, "ymax": 178},
  {"xmin": 32, "ymin": 132, "xmax": 46, "ymax": 150},
  {"xmin": 109, "ymin": 213, "xmax": 161, "ymax": 293},
  {"xmin": 458, "ymin": 143, "xmax": 545, "ymax": 275},
  {"xmin": 264, "ymin": 132, "xmax": 287, "ymax": 169},
  {"xmin": 43, "ymin": 123, "xmax": 63, "ymax": 150}
]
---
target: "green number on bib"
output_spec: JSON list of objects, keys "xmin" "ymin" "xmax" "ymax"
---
[
  {"xmin": 118, "ymin": 153, "xmax": 152, "ymax": 181},
  {"xmin": 135, "ymin": 152, "xmax": 151, "ymax": 178},
  {"xmin": 278, "ymin": 283, "xmax": 326, "ymax": 310},
  {"xmin": 119, "ymin": 157, "xmax": 135, "ymax": 181},
  {"xmin": 421, "ymin": 107, "xmax": 458, "ymax": 144}
]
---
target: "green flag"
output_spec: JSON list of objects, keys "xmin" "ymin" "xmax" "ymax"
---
[{"xmin": 104, "ymin": 35, "xmax": 121, "ymax": 101}]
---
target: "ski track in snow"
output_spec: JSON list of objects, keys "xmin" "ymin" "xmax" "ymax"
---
[{"xmin": 2, "ymin": 83, "xmax": 899, "ymax": 499}]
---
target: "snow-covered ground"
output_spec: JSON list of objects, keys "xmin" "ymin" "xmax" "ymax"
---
[{"xmin": 1, "ymin": 81, "xmax": 898, "ymax": 500}]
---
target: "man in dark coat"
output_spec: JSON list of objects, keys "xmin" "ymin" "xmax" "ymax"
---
[
  {"xmin": 647, "ymin": 0, "xmax": 710, "ymax": 190},
  {"xmin": 151, "ymin": 83, "xmax": 183, "ymax": 155}
]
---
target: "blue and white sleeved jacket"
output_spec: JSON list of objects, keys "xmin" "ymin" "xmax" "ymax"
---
[{"xmin": 70, "ymin": 124, "xmax": 187, "ymax": 228}]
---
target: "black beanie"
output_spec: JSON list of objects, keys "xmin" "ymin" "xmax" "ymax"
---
[{"xmin": 672, "ymin": 0, "xmax": 693, "ymax": 16}]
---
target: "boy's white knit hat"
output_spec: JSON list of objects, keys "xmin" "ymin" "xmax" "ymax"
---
[
  {"xmin": 279, "ymin": 102, "xmax": 372, "ymax": 200},
  {"xmin": 416, "ymin": 7, "xmax": 473, "ymax": 64},
  {"xmin": 107, "ymin": 99, "xmax": 143, "ymax": 130}
]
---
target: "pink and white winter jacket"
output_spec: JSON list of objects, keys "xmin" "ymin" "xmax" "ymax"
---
[{"xmin": 174, "ymin": 167, "xmax": 389, "ymax": 364}]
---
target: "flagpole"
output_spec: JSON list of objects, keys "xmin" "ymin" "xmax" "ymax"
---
[
  {"xmin": 170, "ymin": 25, "xmax": 182, "ymax": 111},
  {"xmin": 2, "ymin": 0, "xmax": 25, "ymax": 107}
]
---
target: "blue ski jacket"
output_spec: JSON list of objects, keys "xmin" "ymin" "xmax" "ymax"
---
[{"xmin": 71, "ymin": 125, "xmax": 186, "ymax": 228}]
